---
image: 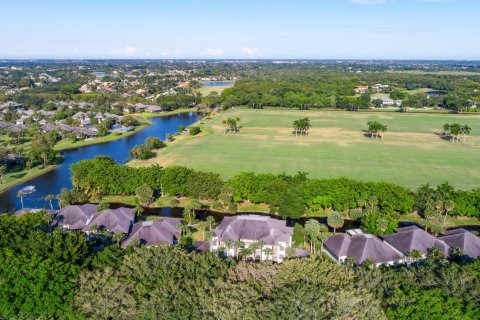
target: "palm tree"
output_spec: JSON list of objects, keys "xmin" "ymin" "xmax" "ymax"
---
[
  {"xmin": 443, "ymin": 200, "xmax": 455, "ymax": 223},
  {"xmin": 406, "ymin": 249, "xmax": 422, "ymax": 265},
  {"xmin": 376, "ymin": 217, "xmax": 390, "ymax": 235},
  {"xmin": 234, "ymin": 240, "xmax": 244, "ymax": 260},
  {"xmin": 256, "ymin": 240, "xmax": 264, "ymax": 260},
  {"xmin": 0, "ymin": 165, "xmax": 6, "ymax": 184},
  {"xmin": 461, "ymin": 124, "xmax": 472, "ymax": 142},
  {"xmin": 17, "ymin": 191, "xmax": 26, "ymax": 209},
  {"xmin": 224, "ymin": 240, "xmax": 234, "ymax": 256},
  {"xmin": 304, "ymin": 219, "xmax": 321, "ymax": 254},
  {"xmin": 44, "ymin": 194, "xmax": 55, "ymax": 210},
  {"xmin": 367, "ymin": 196, "xmax": 379, "ymax": 212},
  {"xmin": 327, "ymin": 211, "xmax": 344, "ymax": 234},
  {"xmin": 264, "ymin": 247, "xmax": 274, "ymax": 261},
  {"xmin": 133, "ymin": 197, "xmax": 144, "ymax": 218},
  {"xmin": 318, "ymin": 224, "xmax": 328, "ymax": 258},
  {"xmin": 356, "ymin": 198, "xmax": 366, "ymax": 211},
  {"xmin": 349, "ymin": 209, "xmax": 365, "ymax": 221}
]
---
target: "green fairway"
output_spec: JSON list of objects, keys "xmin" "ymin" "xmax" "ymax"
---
[{"xmin": 131, "ymin": 109, "xmax": 480, "ymax": 190}]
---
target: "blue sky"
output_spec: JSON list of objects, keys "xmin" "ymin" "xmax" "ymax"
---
[{"xmin": 0, "ymin": 0, "xmax": 478, "ymax": 59}]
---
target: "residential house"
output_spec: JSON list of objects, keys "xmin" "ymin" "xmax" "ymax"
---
[
  {"xmin": 354, "ymin": 85, "xmax": 369, "ymax": 94},
  {"xmin": 83, "ymin": 207, "xmax": 135, "ymax": 234},
  {"xmin": 6, "ymin": 124, "xmax": 27, "ymax": 133},
  {"xmin": 324, "ymin": 229, "xmax": 403, "ymax": 266},
  {"xmin": 135, "ymin": 103, "xmax": 148, "ymax": 112},
  {"xmin": 146, "ymin": 105, "xmax": 162, "ymax": 113},
  {"xmin": 382, "ymin": 225, "xmax": 449, "ymax": 259},
  {"xmin": 371, "ymin": 84, "xmax": 389, "ymax": 92},
  {"xmin": 438, "ymin": 228, "xmax": 480, "ymax": 259},
  {"xmin": 121, "ymin": 218, "xmax": 182, "ymax": 248},
  {"xmin": 210, "ymin": 214, "xmax": 293, "ymax": 263},
  {"xmin": 72, "ymin": 111, "xmax": 92, "ymax": 127},
  {"xmin": 41, "ymin": 123, "xmax": 58, "ymax": 133},
  {"xmin": 51, "ymin": 204, "xmax": 98, "ymax": 230},
  {"xmin": 381, "ymin": 98, "xmax": 395, "ymax": 106}
]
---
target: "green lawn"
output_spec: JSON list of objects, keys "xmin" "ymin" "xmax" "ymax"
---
[
  {"xmin": 196, "ymin": 84, "xmax": 234, "ymax": 96},
  {"xmin": 0, "ymin": 165, "xmax": 56, "ymax": 193},
  {"xmin": 131, "ymin": 108, "xmax": 480, "ymax": 190}
]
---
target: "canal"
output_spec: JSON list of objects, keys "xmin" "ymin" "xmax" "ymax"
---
[{"xmin": 0, "ymin": 112, "xmax": 202, "ymax": 211}]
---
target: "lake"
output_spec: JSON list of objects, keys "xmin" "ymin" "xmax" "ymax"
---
[
  {"xmin": 202, "ymin": 81, "xmax": 234, "ymax": 87},
  {"xmin": 0, "ymin": 112, "xmax": 202, "ymax": 212}
]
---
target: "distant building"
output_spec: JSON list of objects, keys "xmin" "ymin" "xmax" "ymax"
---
[
  {"xmin": 210, "ymin": 214, "xmax": 293, "ymax": 263},
  {"xmin": 324, "ymin": 229, "xmax": 403, "ymax": 267},
  {"xmin": 354, "ymin": 85, "xmax": 369, "ymax": 94},
  {"xmin": 381, "ymin": 97, "xmax": 395, "ymax": 106}
]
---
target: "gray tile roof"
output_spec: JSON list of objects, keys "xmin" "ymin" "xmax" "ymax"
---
[
  {"xmin": 84, "ymin": 207, "xmax": 135, "ymax": 234},
  {"xmin": 52, "ymin": 204, "xmax": 97, "ymax": 230},
  {"xmin": 439, "ymin": 229, "xmax": 480, "ymax": 259},
  {"xmin": 121, "ymin": 218, "xmax": 181, "ymax": 248},
  {"xmin": 382, "ymin": 225, "xmax": 449, "ymax": 256},
  {"xmin": 213, "ymin": 215, "xmax": 293, "ymax": 245},
  {"xmin": 14, "ymin": 208, "xmax": 56, "ymax": 217},
  {"xmin": 325, "ymin": 233, "xmax": 402, "ymax": 265}
]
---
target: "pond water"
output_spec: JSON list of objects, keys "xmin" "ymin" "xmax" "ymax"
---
[
  {"xmin": 93, "ymin": 71, "xmax": 106, "ymax": 77},
  {"xmin": 0, "ymin": 112, "xmax": 202, "ymax": 212},
  {"xmin": 202, "ymin": 81, "xmax": 234, "ymax": 87}
]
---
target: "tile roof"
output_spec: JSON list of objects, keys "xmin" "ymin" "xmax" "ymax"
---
[
  {"xmin": 84, "ymin": 207, "xmax": 135, "ymax": 234},
  {"xmin": 14, "ymin": 208, "xmax": 56, "ymax": 217},
  {"xmin": 213, "ymin": 215, "xmax": 293, "ymax": 245},
  {"xmin": 382, "ymin": 225, "xmax": 449, "ymax": 256},
  {"xmin": 439, "ymin": 228, "xmax": 480, "ymax": 259},
  {"xmin": 121, "ymin": 218, "xmax": 181, "ymax": 248},
  {"xmin": 325, "ymin": 233, "xmax": 402, "ymax": 265},
  {"xmin": 52, "ymin": 204, "xmax": 98, "ymax": 230}
]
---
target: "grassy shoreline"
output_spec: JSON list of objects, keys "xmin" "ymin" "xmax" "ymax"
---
[
  {"xmin": 1, "ymin": 108, "xmax": 198, "ymax": 195},
  {"xmin": 0, "ymin": 165, "xmax": 56, "ymax": 194},
  {"xmin": 54, "ymin": 108, "xmax": 197, "ymax": 151}
]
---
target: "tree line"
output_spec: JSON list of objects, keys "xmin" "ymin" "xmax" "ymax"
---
[
  {"xmin": 70, "ymin": 157, "xmax": 480, "ymax": 219},
  {"xmin": 1, "ymin": 212, "xmax": 479, "ymax": 319}
]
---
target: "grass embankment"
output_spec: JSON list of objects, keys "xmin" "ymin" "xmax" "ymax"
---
[
  {"xmin": 0, "ymin": 165, "xmax": 56, "ymax": 193},
  {"xmin": 130, "ymin": 108, "xmax": 480, "ymax": 190},
  {"xmin": 54, "ymin": 108, "xmax": 196, "ymax": 151}
]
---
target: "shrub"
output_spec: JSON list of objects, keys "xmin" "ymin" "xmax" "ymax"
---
[
  {"xmin": 189, "ymin": 126, "xmax": 201, "ymax": 135},
  {"xmin": 129, "ymin": 145, "xmax": 155, "ymax": 160}
]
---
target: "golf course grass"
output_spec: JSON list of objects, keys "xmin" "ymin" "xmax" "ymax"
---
[{"xmin": 130, "ymin": 108, "xmax": 480, "ymax": 190}]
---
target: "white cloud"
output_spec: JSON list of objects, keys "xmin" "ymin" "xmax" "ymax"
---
[
  {"xmin": 200, "ymin": 48, "xmax": 225, "ymax": 57},
  {"xmin": 241, "ymin": 47, "xmax": 262, "ymax": 56},
  {"xmin": 111, "ymin": 46, "xmax": 137, "ymax": 57}
]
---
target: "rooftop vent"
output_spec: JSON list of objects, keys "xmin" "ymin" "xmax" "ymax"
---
[
  {"xmin": 346, "ymin": 229, "xmax": 364, "ymax": 236},
  {"xmin": 142, "ymin": 221, "xmax": 154, "ymax": 227}
]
